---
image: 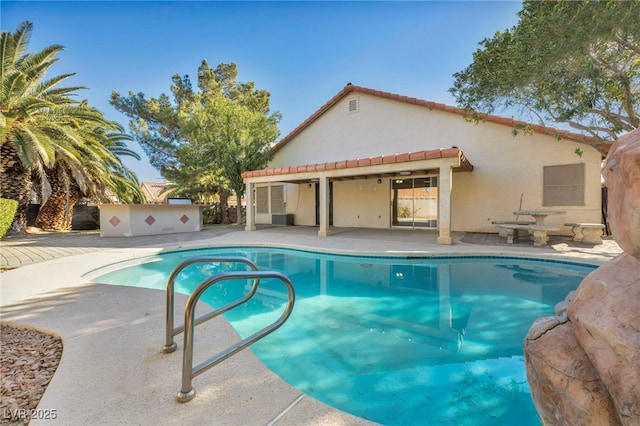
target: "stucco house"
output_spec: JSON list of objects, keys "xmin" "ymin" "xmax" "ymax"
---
[{"xmin": 242, "ymin": 84, "xmax": 605, "ymax": 244}]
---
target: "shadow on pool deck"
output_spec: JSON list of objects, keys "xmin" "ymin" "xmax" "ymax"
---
[{"xmin": 0, "ymin": 225, "xmax": 622, "ymax": 425}]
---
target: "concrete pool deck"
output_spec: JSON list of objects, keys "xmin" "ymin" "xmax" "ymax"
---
[{"xmin": 0, "ymin": 225, "xmax": 622, "ymax": 425}]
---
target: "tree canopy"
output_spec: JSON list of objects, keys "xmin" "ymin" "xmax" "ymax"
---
[
  {"xmin": 450, "ymin": 0, "xmax": 639, "ymax": 154},
  {"xmin": 111, "ymin": 60, "xmax": 281, "ymax": 223},
  {"xmin": 1, "ymin": 21, "xmax": 143, "ymax": 230}
]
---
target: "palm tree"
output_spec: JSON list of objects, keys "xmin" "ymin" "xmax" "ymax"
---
[
  {"xmin": 34, "ymin": 110, "xmax": 145, "ymax": 231},
  {"xmin": 1, "ymin": 21, "xmax": 92, "ymax": 230},
  {"xmin": 97, "ymin": 127, "xmax": 146, "ymax": 205},
  {"xmin": 2, "ymin": 22, "xmax": 145, "ymax": 231}
]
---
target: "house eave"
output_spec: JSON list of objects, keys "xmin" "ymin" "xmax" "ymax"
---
[{"xmin": 243, "ymin": 147, "xmax": 472, "ymax": 183}]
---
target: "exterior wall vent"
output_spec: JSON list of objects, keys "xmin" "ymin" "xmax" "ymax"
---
[{"xmin": 348, "ymin": 97, "xmax": 359, "ymax": 114}]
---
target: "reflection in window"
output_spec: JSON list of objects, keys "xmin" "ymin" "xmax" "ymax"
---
[{"xmin": 392, "ymin": 176, "xmax": 438, "ymax": 228}]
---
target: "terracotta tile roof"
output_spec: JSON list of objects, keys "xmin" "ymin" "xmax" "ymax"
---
[
  {"xmin": 271, "ymin": 83, "xmax": 605, "ymax": 154},
  {"xmin": 241, "ymin": 147, "xmax": 472, "ymax": 179},
  {"xmin": 140, "ymin": 181, "xmax": 169, "ymax": 204}
]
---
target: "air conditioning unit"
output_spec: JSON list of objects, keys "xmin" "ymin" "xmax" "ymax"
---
[{"xmin": 272, "ymin": 214, "xmax": 294, "ymax": 226}]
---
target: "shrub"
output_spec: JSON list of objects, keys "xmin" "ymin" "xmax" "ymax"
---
[
  {"xmin": 398, "ymin": 204, "xmax": 412, "ymax": 218},
  {"xmin": 0, "ymin": 198, "xmax": 18, "ymax": 238}
]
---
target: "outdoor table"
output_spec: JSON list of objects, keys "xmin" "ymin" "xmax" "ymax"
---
[{"xmin": 513, "ymin": 209, "xmax": 566, "ymax": 226}]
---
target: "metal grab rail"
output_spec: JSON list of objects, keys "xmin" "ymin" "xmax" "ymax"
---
[
  {"xmin": 162, "ymin": 256, "xmax": 260, "ymax": 354},
  {"xmin": 177, "ymin": 270, "xmax": 295, "ymax": 403}
]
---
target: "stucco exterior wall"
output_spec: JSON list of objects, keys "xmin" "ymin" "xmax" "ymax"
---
[
  {"xmin": 269, "ymin": 93, "xmax": 602, "ymax": 233},
  {"xmin": 290, "ymin": 183, "xmax": 318, "ymax": 226},
  {"xmin": 98, "ymin": 204, "xmax": 202, "ymax": 237},
  {"xmin": 280, "ymin": 180, "xmax": 392, "ymax": 227},
  {"xmin": 332, "ymin": 179, "xmax": 390, "ymax": 228}
]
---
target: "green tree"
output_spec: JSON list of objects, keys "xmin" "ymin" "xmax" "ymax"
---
[
  {"xmin": 34, "ymin": 113, "xmax": 145, "ymax": 231},
  {"xmin": 1, "ymin": 21, "xmax": 143, "ymax": 231},
  {"xmin": 98, "ymin": 127, "xmax": 146, "ymax": 204},
  {"xmin": 450, "ymin": 0, "xmax": 640, "ymax": 154},
  {"xmin": 161, "ymin": 144, "xmax": 226, "ymax": 205},
  {"xmin": 180, "ymin": 91, "xmax": 279, "ymax": 224},
  {"xmin": 1, "ymin": 21, "xmax": 87, "ymax": 229},
  {"xmin": 111, "ymin": 60, "xmax": 280, "ymax": 224}
]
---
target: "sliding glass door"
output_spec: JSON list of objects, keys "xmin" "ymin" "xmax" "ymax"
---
[{"xmin": 391, "ymin": 176, "xmax": 438, "ymax": 228}]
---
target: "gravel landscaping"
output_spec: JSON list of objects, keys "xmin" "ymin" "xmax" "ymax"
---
[{"xmin": 0, "ymin": 324, "xmax": 62, "ymax": 425}]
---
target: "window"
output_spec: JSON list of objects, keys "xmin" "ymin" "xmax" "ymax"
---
[
  {"xmin": 256, "ymin": 187, "xmax": 269, "ymax": 214},
  {"xmin": 543, "ymin": 163, "xmax": 585, "ymax": 206},
  {"xmin": 270, "ymin": 185, "xmax": 285, "ymax": 214},
  {"xmin": 392, "ymin": 176, "xmax": 438, "ymax": 228},
  {"xmin": 255, "ymin": 185, "xmax": 285, "ymax": 214}
]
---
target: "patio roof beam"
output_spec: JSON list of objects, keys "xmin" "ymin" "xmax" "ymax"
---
[
  {"xmin": 243, "ymin": 156, "xmax": 467, "ymax": 185},
  {"xmin": 243, "ymin": 148, "xmax": 472, "ymax": 244}
]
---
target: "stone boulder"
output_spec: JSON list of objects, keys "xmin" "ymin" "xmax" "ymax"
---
[
  {"xmin": 524, "ymin": 128, "xmax": 640, "ymax": 425},
  {"xmin": 569, "ymin": 254, "xmax": 640, "ymax": 423},
  {"xmin": 525, "ymin": 316, "xmax": 619, "ymax": 425}
]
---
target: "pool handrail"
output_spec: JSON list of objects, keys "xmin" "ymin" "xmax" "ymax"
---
[
  {"xmin": 177, "ymin": 270, "xmax": 295, "ymax": 403},
  {"xmin": 163, "ymin": 256, "xmax": 260, "ymax": 354}
]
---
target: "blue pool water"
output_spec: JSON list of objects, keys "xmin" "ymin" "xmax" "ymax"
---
[{"xmin": 91, "ymin": 247, "xmax": 595, "ymax": 426}]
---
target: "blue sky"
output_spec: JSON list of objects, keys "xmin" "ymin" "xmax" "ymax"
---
[{"xmin": 2, "ymin": 1, "xmax": 523, "ymax": 182}]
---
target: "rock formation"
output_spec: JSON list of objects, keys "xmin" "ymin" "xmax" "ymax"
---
[{"xmin": 524, "ymin": 129, "xmax": 640, "ymax": 425}]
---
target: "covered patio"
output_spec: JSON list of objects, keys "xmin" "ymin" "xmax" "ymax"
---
[{"xmin": 242, "ymin": 147, "xmax": 473, "ymax": 244}]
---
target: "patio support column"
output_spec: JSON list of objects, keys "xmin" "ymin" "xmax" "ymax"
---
[
  {"xmin": 318, "ymin": 176, "xmax": 330, "ymax": 237},
  {"xmin": 437, "ymin": 166, "xmax": 453, "ymax": 245},
  {"xmin": 244, "ymin": 182, "xmax": 256, "ymax": 231}
]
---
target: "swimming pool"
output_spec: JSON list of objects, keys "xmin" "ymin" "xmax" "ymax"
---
[{"xmin": 91, "ymin": 247, "xmax": 595, "ymax": 426}]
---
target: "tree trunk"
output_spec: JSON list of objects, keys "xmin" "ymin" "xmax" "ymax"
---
[
  {"xmin": 219, "ymin": 189, "xmax": 231, "ymax": 224},
  {"xmin": 234, "ymin": 187, "xmax": 244, "ymax": 225},
  {"xmin": 0, "ymin": 143, "xmax": 31, "ymax": 231},
  {"xmin": 35, "ymin": 165, "xmax": 81, "ymax": 231}
]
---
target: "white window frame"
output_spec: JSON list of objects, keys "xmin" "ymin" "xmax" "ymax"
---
[{"xmin": 255, "ymin": 184, "xmax": 286, "ymax": 214}]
